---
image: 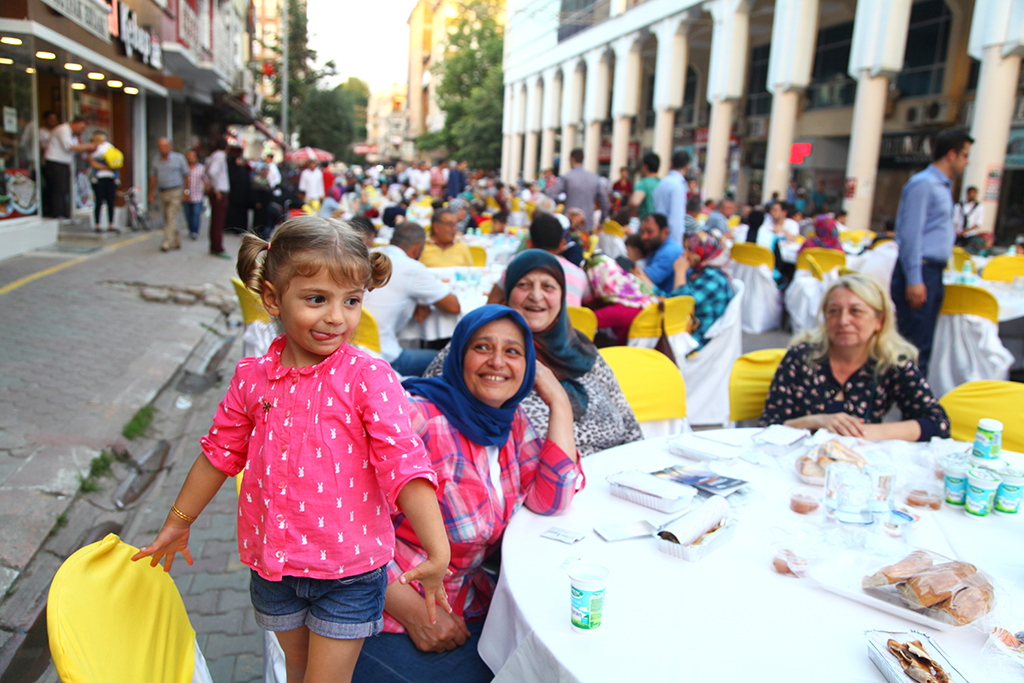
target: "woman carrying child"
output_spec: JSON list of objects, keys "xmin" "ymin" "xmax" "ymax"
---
[{"xmin": 134, "ymin": 216, "xmax": 453, "ymax": 683}]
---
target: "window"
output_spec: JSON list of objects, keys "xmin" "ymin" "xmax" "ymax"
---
[
  {"xmin": 679, "ymin": 66, "xmax": 698, "ymax": 125},
  {"xmin": 558, "ymin": 0, "xmax": 609, "ymax": 42},
  {"xmin": 896, "ymin": 0, "xmax": 952, "ymax": 97},
  {"xmin": 806, "ymin": 21, "xmax": 857, "ymax": 109},
  {"xmin": 0, "ymin": 60, "xmax": 40, "ymax": 221},
  {"xmin": 966, "ymin": 57, "xmax": 980, "ymax": 92},
  {"xmin": 746, "ymin": 44, "xmax": 771, "ymax": 117}
]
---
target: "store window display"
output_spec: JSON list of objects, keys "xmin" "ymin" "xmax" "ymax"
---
[{"xmin": 0, "ymin": 62, "xmax": 39, "ymax": 221}]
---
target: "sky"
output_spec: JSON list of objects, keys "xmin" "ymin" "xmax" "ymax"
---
[{"xmin": 306, "ymin": 0, "xmax": 420, "ymax": 94}]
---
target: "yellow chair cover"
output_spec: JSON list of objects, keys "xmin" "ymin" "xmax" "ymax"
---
[
  {"xmin": 729, "ymin": 349, "xmax": 787, "ymax": 422},
  {"xmin": 231, "ymin": 277, "xmax": 271, "ymax": 324},
  {"xmin": 48, "ymin": 533, "xmax": 196, "ymax": 683},
  {"xmin": 728, "ymin": 215, "xmax": 741, "ymax": 229},
  {"xmin": 351, "ymin": 308, "xmax": 381, "ymax": 353},
  {"xmin": 602, "ymin": 220, "xmax": 625, "ymax": 238},
  {"xmin": 730, "ymin": 243, "xmax": 775, "ymax": 269},
  {"xmin": 796, "ymin": 247, "xmax": 845, "ymax": 274},
  {"xmin": 600, "ymin": 347, "xmax": 686, "ymax": 420},
  {"xmin": 951, "ymin": 247, "xmax": 975, "ymax": 274},
  {"xmin": 478, "ymin": 218, "xmax": 493, "ymax": 234},
  {"xmin": 981, "ymin": 254, "xmax": 1024, "ymax": 282},
  {"xmin": 870, "ymin": 237, "xmax": 894, "ymax": 248},
  {"xmin": 485, "ymin": 195, "xmax": 500, "ymax": 210},
  {"xmin": 940, "ymin": 381, "xmax": 1024, "ymax": 452},
  {"xmin": 555, "ymin": 204, "xmax": 564, "ymax": 214},
  {"xmin": 511, "ymin": 197, "xmax": 521, "ymax": 212},
  {"xmin": 627, "ymin": 303, "xmax": 663, "ymax": 340},
  {"xmin": 236, "ymin": 471, "xmax": 243, "ymax": 496},
  {"xmin": 803, "ymin": 254, "xmax": 825, "ymax": 280},
  {"xmin": 663, "ymin": 296, "xmax": 695, "ymax": 336},
  {"xmin": 524, "ymin": 201, "xmax": 536, "ymax": 221},
  {"xmin": 941, "ymin": 284, "xmax": 999, "ymax": 324},
  {"xmin": 469, "ymin": 246, "xmax": 487, "ymax": 267},
  {"xmin": 567, "ymin": 306, "xmax": 598, "ymax": 341}
]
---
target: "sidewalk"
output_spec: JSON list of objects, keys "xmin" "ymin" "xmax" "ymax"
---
[{"xmin": 0, "ymin": 228, "xmax": 264, "ymax": 680}]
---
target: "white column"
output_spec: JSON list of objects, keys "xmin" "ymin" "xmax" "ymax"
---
[
  {"xmin": 501, "ymin": 135, "xmax": 511, "ymax": 184},
  {"xmin": 652, "ymin": 16, "xmax": 688, "ymax": 177},
  {"xmin": 540, "ymin": 67, "xmax": 561, "ymax": 174},
  {"xmin": 522, "ymin": 75, "xmax": 542, "ymax": 182},
  {"xmin": 843, "ymin": 0, "xmax": 913, "ymax": 232},
  {"xmin": 501, "ymin": 83, "xmax": 514, "ymax": 184},
  {"xmin": 509, "ymin": 83, "xmax": 525, "ymax": 185},
  {"xmin": 583, "ymin": 48, "xmax": 611, "ymax": 174},
  {"xmin": 133, "ymin": 94, "xmax": 148, "ymax": 207},
  {"xmin": 560, "ymin": 59, "xmax": 584, "ymax": 175},
  {"xmin": 963, "ymin": 0, "xmax": 1024, "ymax": 235},
  {"xmin": 610, "ymin": 34, "xmax": 642, "ymax": 178},
  {"xmin": 705, "ymin": 0, "xmax": 750, "ymax": 200},
  {"xmin": 762, "ymin": 0, "xmax": 820, "ymax": 203}
]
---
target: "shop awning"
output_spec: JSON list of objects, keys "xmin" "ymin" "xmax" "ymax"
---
[{"xmin": 221, "ymin": 95, "xmax": 288, "ymax": 151}]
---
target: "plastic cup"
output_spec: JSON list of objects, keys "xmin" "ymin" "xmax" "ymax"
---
[
  {"xmin": 964, "ymin": 467, "xmax": 1002, "ymax": 517},
  {"xmin": 566, "ymin": 561, "xmax": 608, "ymax": 633},
  {"xmin": 995, "ymin": 467, "xmax": 1024, "ymax": 515},
  {"xmin": 972, "ymin": 418, "xmax": 1003, "ymax": 459},
  {"xmin": 969, "ymin": 455, "xmax": 1004, "ymax": 471},
  {"xmin": 943, "ymin": 457, "xmax": 969, "ymax": 506}
]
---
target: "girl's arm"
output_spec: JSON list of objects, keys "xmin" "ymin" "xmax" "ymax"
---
[
  {"xmin": 394, "ymin": 478, "xmax": 453, "ymax": 625},
  {"xmin": 131, "ymin": 454, "xmax": 228, "ymax": 571}
]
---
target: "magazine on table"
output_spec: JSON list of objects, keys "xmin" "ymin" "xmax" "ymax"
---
[{"xmin": 651, "ymin": 464, "xmax": 748, "ymax": 497}]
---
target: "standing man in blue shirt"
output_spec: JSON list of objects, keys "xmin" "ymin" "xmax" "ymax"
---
[
  {"xmin": 634, "ymin": 212, "xmax": 683, "ymax": 293},
  {"xmin": 891, "ymin": 129, "xmax": 973, "ymax": 376},
  {"xmin": 654, "ymin": 151, "xmax": 690, "ymax": 245}
]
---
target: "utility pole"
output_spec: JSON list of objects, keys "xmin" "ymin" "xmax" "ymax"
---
[{"xmin": 281, "ymin": 0, "xmax": 289, "ymax": 146}]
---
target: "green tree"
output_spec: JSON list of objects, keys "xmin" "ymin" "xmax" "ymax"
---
[
  {"xmin": 421, "ymin": 0, "xmax": 504, "ymax": 166},
  {"xmin": 295, "ymin": 78, "xmax": 371, "ymax": 162}
]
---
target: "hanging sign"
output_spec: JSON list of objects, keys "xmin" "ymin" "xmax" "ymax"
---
[
  {"xmin": 39, "ymin": 0, "xmax": 111, "ymax": 43},
  {"xmin": 117, "ymin": 4, "xmax": 162, "ymax": 69}
]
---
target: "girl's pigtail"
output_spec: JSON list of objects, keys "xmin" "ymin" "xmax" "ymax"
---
[
  {"xmin": 237, "ymin": 234, "xmax": 270, "ymax": 293},
  {"xmin": 367, "ymin": 251, "xmax": 393, "ymax": 291}
]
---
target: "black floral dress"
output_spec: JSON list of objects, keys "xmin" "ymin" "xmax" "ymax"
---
[{"xmin": 758, "ymin": 343, "xmax": 950, "ymax": 441}]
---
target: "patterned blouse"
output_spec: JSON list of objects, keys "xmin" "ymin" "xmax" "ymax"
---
[
  {"xmin": 425, "ymin": 346, "xmax": 644, "ymax": 456},
  {"xmin": 758, "ymin": 343, "xmax": 950, "ymax": 441}
]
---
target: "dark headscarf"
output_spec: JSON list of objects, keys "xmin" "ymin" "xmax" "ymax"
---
[
  {"xmin": 799, "ymin": 214, "xmax": 842, "ymax": 253},
  {"xmin": 402, "ymin": 306, "xmax": 536, "ymax": 447},
  {"xmin": 745, "ymin": 209, "xmax": 765, "ymax": 243},
  {"xmin": 504, "ymin": 250, "xmax": 598, "ymax": 417}
]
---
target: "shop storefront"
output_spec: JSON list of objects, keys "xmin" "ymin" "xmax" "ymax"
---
[{"xmin": 997, "ymin": 127, "xmax": 1024, "ymax": 245}]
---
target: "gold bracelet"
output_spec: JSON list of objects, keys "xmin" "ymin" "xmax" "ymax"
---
[{"xmin": 170, "ymin": 504, "xmax": 197, "ymax": 523}]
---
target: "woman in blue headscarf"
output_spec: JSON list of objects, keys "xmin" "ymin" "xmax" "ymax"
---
[
  {"xmin": 424, "ymin": 250, "xmax": 643, "ymax": 456},
  {"xmin": 353, "ymin": 305, "xmax": 582, "ymax": 683}
]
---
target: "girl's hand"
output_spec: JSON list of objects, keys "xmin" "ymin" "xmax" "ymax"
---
[
  {"xmin": 398, "ymin": 557, "xmax": 453, "ymax": 625},
  {"xmin": 130, "ymin": 520, "xmax": 194, "ymax": 572},
  {"xmin": 534, "ymin": 361, "xmax": 570, "ymax": 410}
]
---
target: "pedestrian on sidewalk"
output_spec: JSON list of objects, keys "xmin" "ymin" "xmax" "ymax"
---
[
  {"xmin": 44, "ymin": 116, "xmax": 97, "ymax": 219},
  {"xmin": 183, "ymin": 149, "xmax": 206, "ymax": 240},
  {"xmin": 88, "ymin": 131, "xmax": 119, "ymax": 233},
  {"xmin": 132, "ymin": 216, "xmax": 452, "ymax": 683},
  {"xmin": 206, "ymin": 138, "xmax": 231, "ymax": 259},
  {"xmin": 149, "ymin": 138, "xmax": 189, "ymax": 251}
]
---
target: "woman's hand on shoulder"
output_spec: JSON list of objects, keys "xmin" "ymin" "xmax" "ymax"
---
[{"xmin": 533, "ymin": 361, "xmax": 570, "ymax": 410}]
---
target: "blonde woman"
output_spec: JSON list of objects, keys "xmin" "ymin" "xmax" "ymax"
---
[{"xmin": 759, "ymin": 272, "xmax": 949, "ymax": 442}]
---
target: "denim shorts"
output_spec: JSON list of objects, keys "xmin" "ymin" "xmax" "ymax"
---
[{"xmin": 249, "ymin": 566, "xmax": 387, "ymax": 639}]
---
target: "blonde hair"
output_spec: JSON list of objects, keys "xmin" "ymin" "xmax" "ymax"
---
[
  {"xmin": 236, "ymin": 216, "xmax": 391, "ymax": 298},
  {"xmin": 793, "ymin": 272, "xmax": 918, "ymax": 375}
]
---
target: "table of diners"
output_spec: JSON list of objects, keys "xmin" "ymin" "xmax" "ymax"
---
[
  {"xmin": 477, "ymin": 430, "xmax": 1024, "ymax": 683},
  {"xmin": 397, "ymin": 266, "xmax": 497, "ymax": 343}
]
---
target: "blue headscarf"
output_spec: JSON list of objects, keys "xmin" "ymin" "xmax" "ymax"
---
[
  {"xmin": 402, "ymin": 306, "xmax": 536, "ymax": 447},
  {"xmin": 504, "ymin": 250, "xmax": 597, "ymax": 417}
]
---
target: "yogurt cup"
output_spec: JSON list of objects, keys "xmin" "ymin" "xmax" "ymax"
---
[
  {"xmin": 969, "ymin": 455, "xmax": 1004, "ymax": 471},
  {"xmin": 943, "ymin": 457, "xmax": 969, "ymax": 506},
  {"xmin": 964, "ymin": 467, "xmax": 1002, "ymax": 517},
  {"xmin": 995, "ymin": 467, "xmax": 1024, "ymax": 515},
  {"xmin": 972, "ymin": 418, "xmax": 1003, "ymax": 459},
  {"xmin": 567, "ymin": 561, "xmax": 608, "ymax": 633}
]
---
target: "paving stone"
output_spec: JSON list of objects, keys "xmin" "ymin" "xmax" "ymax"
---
[
  {"xmin": 181, "ymin": 589, "xmax": 220, "ymax": 615},
  {"xmin": 0, "ymin": 491, "xmax": 72, "ymax": 570},
  {"xmin": 0, "ymin": 551, "xmax": 63, "ymax": 632},
  {"xmin": 2, "ymin": 445, "xmax": 96, "ymax": 496},
  {"xmin": 190, "ymin": 610, "xmax": 243, "ymax": 636},
  {"xmin": 205, "ymin": 632, "xmax": 264, "ymax": 659},
  {"xmin": 205, "ymin": 654, "xmax": 235, "ymax": 682},
  {"xmin": 0, "ymin": 569, "xmax": 19, "ymax": 596},
  {"xmin": 241, "ymin": 607, "xmax": 260, "ymax": 635},
  {"xmin": 233, "ymin": 653, "xmax": 263, "ymax": 682},
  {"xmin": 187, "ymin": 569, "xmax": 249, "ymax": 595},
  {"xmin": 218, "ymin": 588, "xmax": 251, "ymax": 614}
]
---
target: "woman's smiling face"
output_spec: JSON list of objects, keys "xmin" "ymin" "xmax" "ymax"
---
[
  {"xmin": 508, "ymin": 269, "xmax": 562, "ymax": 332},
  {"xmin": 462, "ymin": 318, "xmax": 528, "ymax": 408}
]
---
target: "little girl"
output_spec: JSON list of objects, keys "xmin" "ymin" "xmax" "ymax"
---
[{"xmin": 134, "ymin": 216, "xmax": 452, "ymax": 683}]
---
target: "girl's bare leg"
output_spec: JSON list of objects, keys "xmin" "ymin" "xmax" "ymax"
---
[
  {"xmin": 275, "ymin": 626, "xmax": 310, "ymax": 683},
  {"xmin": 304, "ymin": 632, "xmax": 364, "ymax": 683}
]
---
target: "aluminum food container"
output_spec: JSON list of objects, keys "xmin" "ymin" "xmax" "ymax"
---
[
  {"xmin": 609, "ymin": 481, "xmax": 694, "ymax": 513},
  {"xmin": 658, "ymin": 518, "xmax": 736, "ymax": 562},
  {"xmin": 865, "ymin": 629, "xmax": 970, "ymax": 683}
]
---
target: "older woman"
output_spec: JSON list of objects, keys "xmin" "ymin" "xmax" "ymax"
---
[
  {"xmin": 426, "ymin": 250, "xmax": 644, "ymax": 455},
  {"xmin": 760, "ymin": 272, "xmax": 949, "ymax": 441},
  {"xmin": 353, "ymin": 306, "xmax": 581, "ymax": 682}
]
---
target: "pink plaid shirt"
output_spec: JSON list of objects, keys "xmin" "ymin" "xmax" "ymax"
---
[
  {"xmin": 202, "ymin": 336, "xmax": 437, "ymax": 582},
  {"xmin": 185, "ymin": 163, "xmax": 205, "ymax": 201},
  {"xmin": 381, "ymin": 396, "xmax": 584, "ymax": 632}
]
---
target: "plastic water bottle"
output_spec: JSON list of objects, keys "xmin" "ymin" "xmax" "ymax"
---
[{"xmin": 959, "ymin": 259, "xmax": 972, "ymax": 284}]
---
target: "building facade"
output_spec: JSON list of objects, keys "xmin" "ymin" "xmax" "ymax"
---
[
  {"xmin": 502, "ymin": 0, "xmax": 1024, "ymax": 240},
  {"xmin": 366, "ymin": 82, "xmax": 410, "ymax": 164}
]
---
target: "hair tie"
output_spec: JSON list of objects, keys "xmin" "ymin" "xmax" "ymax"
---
[{"xmin": 266, "ymin": 242, "xmax": 271, "ymax": 252}]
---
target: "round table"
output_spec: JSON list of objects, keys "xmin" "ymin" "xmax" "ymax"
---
[
  {"xmin": 478, "ymin": 430, "xmax": 1024, "ymax": 682},
  {"xmin": 397, "ymin": 266, "xmax": 497, "ymax": 343}
]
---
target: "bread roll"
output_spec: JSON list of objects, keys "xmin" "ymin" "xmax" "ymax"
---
[
  {"xmin": 896, "ymin": 562, "xmax": 978, "ymax": 609},
  {"xmin": 862, "ymin": 550, "xmax": 934, "ymax": 588}
]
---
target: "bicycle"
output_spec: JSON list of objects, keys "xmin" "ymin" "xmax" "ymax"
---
[{"xmin": 120, "ymin": 186, "xmax": 150, "ymax": 232}]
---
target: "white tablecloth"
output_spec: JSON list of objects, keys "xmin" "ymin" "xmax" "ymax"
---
[
  {"xmin": 941, "ymin": 273, "xmax": 1024, "ymax": 323},
  {"xmin": 478, "ymin": 431, "xmax": 1024, "ymax": 683},
  {"xmin": 397, "ymin": 267, "xmax": 496, "ymax": 342},
  {"xmin": 462, "ymin": 233, "xmax": 523, "ymax": 267}
]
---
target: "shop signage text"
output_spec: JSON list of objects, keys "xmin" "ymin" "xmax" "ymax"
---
[
  {"xmin": 40, "ymin": 0, "xmax": 112, "ymax": 43},
  {"xmin": 879, "ymin": 133, "xmax": 932, "ymax": 165},
  {"xmin": 118, "ymin": 4, "xmax": 162, "ymax": 70}
]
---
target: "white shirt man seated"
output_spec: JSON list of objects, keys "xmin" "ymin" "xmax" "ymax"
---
[{"xmin": 363, "ymin": 222, "xmax": 461, "ymax": 377}]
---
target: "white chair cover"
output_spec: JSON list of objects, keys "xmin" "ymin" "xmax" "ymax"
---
[
  {"xmin": 784, "ymin": 268, "xmax": 839, "ymax": 334},
  {"xmin": 680, "ymin": 280, "xmax": 745, "ymax": 426},
  {"xmin": 637, "ymin": 418, "xmax": 691, "ymax": 439},
  {"xmin": 626, "ymin": 336, "xmax": 659, "ymax": 349},
  {"xmin": 927, "ymin": 314, "xmax": 1015, "ymax": 399},
  {"xmin": 730, "ymin": 261, "xmax": 781, "ymax": 333},
  {"xmin": 242, "ymin": 321, "xmax": 277, "ymax": 358},
  {"xmin": 191, "ymin": 641, "xmax": 214, "ymax": 683},
  {"xmin": 264, "ymin": 631, "xmax": 287, "ymax": 683},
  {"xmin": 597, "ymin": 232, "xmax": 627, "ymax": 261},
  {"xmin": 851, "ymin": 240, "xmax": 899, "ymax": 292},
  {"xmin": 666, "ymin": 329, "xmax": 699, "ymax": 362}
]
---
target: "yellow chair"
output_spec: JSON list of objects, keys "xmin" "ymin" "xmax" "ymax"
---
[
  {"xmin": 662, "ymin": 296, "xmax": 695, "ymax": 337},
  {"xmin": 870, "ymin": 237, "xmax": 894, "ymax": 248},
  {"xmin": 981, "ymin": 254, "xmax": 1024, "ymax": 282},
  {"xmin": 941, "ymin": 284, "xmax": 1000, "ymax": 324},
  {"xmin": 351, "ymin": 308, "xmax": 381, "ymax": 353},
  {"xmin": 952, "ymin": 247, "xmax": 975, "ymax": 274},
  {"xmin": 524, "ymin": 201, "xmax": 536, "ymax": 221},
  {"xmin": 567, "ymin": 306, "xmax": 598, "ymax": 341},
  {"xmin": 730, "ymin": 243, "xmax": 775, "ymax": 270},
  {"xmin": 469, "ymin": 245, "xmax": 487, "ymax": 267},
  {"xmin": 485, "ymin": 195, "xmax": 501, "ymax": 211},
  {"xmin": 803, "ymin": 254, "xmax": 825, "ymax": 280},
  {"xmin": 478, "ymin": 218, "xmax": 493, "ymax": 234},
  {"xmin": 940, "ymin": 381, "xmax": 1024, "ymax": 452},
  {"xmin": 729, "ymin": 349, "xmax": 787, "ymax": 423},
  {"xmin": 236, "ymin": 472, "xmax": 243, "ymax": 496},
  {"xmin": 627, "ymin": 303, "xmax": 663, "ymax": 342},
  {"xmin": 555, "ymin": 203, "xmax": 564, "ymax": 214},
  {"xmin": 231, "ymin": 277, "xmax": 271, "ymax": 324},
  {"xmin": 600, "ymin": 347, "xmax": 686, "ymax": 421},
  {"xmin": 48, "ymin": 533, "xmax": 204, "ymax": 683},
  {"xmin": 796, "ymin": 247, "xmax": 845, "ymax": 275},
  {"xmin": 602, "ymin": 220, "xmax": 625, "ymax": 238},
  {"xmin": 511, "ymin": 197, "xmax": 521, "ymax": 212}
]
